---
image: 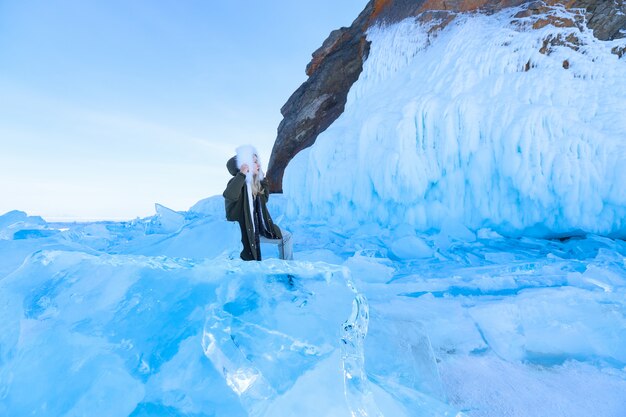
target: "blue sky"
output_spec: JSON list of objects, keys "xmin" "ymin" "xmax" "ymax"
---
[{"xmin": 0, "ymin": 0, "xmax": 367, "ymax": 221}]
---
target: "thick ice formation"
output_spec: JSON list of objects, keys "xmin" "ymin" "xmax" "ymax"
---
[
  {"xmin": 0, "ymin": 249, "xmax": 357, "ymax": 417},
  {"xmin": 284, "ymin": 5, "xmax": 626, "ymax": 238},
  {"xmin": 2, "ymin": 203, "xmax": 626, "ymax": 416}
]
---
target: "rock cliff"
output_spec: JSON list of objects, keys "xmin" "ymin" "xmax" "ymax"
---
[{"xmin": 266, "ymin": 0, "xmax": 626, "ymax": 192}]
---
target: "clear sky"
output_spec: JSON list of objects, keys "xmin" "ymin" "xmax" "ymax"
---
[{"xmin": 0, "ymin": 0, "xmax": 368, "ymax": 221}]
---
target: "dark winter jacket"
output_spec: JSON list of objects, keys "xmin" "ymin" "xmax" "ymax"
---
[{"xmin": 223, "ymin": 156, "xmax": 282, "ymax": 261}]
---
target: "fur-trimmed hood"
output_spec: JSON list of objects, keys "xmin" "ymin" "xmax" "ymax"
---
[
  {"xmin": 226, "ymin": 145, "xmax": 265, "ymax": 182},
  {"xmin": 226, "ymin": 156, "xmax": 239, "ymax": 176}
]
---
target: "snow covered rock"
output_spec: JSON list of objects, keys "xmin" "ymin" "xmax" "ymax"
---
[
  {"xmin": 283, "ymin": 3, "xmax": 626, "ymax": 237},
  {"xmin": 267, "ymin": 0, "xmax": 626, "ymax": 192}
]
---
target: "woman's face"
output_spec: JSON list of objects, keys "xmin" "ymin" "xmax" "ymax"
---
[{"xmin": 252, "ymin": 156, "xmax": 260, "ymax": 175}]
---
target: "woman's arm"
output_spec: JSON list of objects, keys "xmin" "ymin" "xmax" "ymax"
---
[
  {"xmin": 260, "ymin": 179, "xmax": 270, "ymax": 203},
  {"xmin": 223, "ymin": 172, "xmax": 247, "ymax": 201}
]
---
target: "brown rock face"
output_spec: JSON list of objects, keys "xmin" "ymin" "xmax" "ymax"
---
[
  {"xmin": 576, "ymin": 0, "xmax": 626, "ymax": 40},
  {"xmin": 264, "ymin": 3, "xmax": 376, "ymax": 193},
  {"xmin": 266, "ymin": 0, "xmax": 626, "ymax": 192}
]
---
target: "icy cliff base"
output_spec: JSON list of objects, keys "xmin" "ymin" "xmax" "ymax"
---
[
  {"xmin": 284, "ymin": 5, "xmax": 626, "ymax": 237},
  {"xmin": 1, "ymin": 201, "xmax": 626, "ymax": 417}
]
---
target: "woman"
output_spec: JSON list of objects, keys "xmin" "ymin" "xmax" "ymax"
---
[{"xmin": 223, "ymin": 145, "xmax": 293, "ymax": 261}]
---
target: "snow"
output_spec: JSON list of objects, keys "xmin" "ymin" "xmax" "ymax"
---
[
  {"xmin": 284, "ymin": 5, "xmax": 626, "ymax": 238},
  {"xmin": 1, "ymin": 3, "xmax": 626, "ymax": 417}
]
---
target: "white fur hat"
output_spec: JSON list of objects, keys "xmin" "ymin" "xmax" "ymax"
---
[{"xmin": 236, "ymin": 145, "xmax": 264, "ymax": 183}]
